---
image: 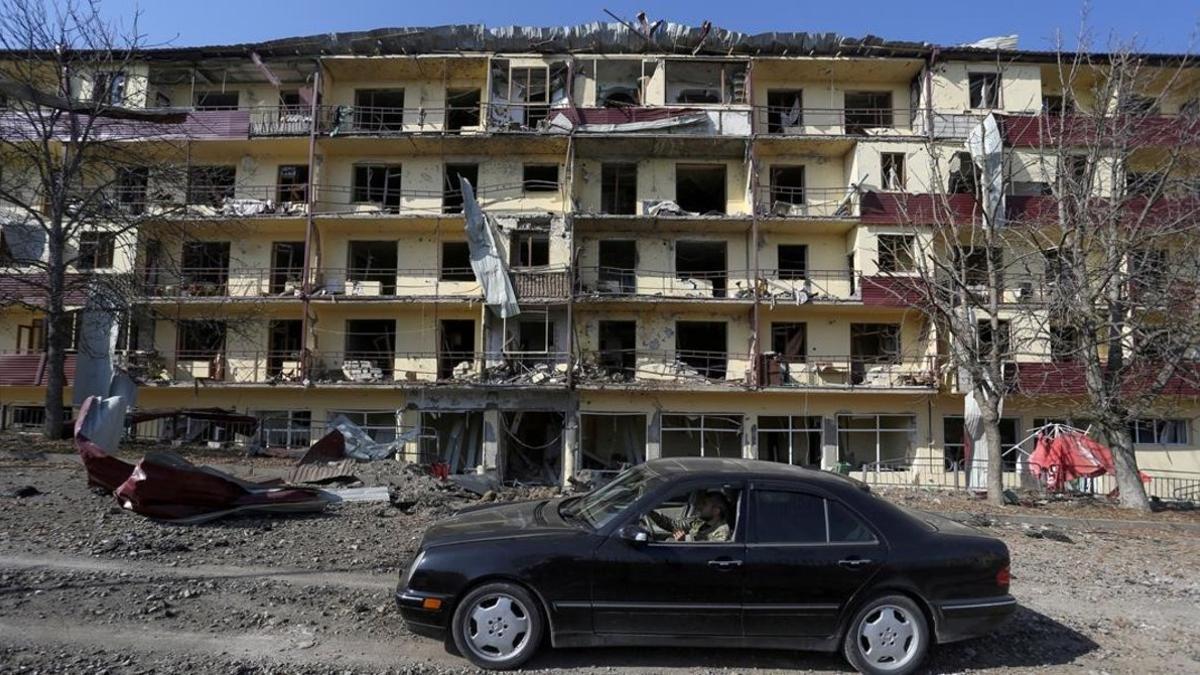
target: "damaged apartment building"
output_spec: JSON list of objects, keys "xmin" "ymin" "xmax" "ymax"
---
[{"xmin": 1, "ymin": 22, "xmax": 1199, "ymax": 489}]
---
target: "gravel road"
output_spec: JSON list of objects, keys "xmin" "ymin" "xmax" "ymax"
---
[{"xmin": 1, "ymin": 449, "xmax": 1198, "ymax": 674}]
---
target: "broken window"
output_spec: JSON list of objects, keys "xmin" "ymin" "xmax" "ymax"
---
[
  {"xmin": 76, "ymin": 231, "xmax": 115, "ymax": 270},
  {"xmin": 180, "ymin": 241, "xmax": 230, "ymax": 294},
  {"xmin": 881, "ymin": 153, "xmax": 906, "ymax": 191},
  {"xmin": 270, "ymin": 241, "xmax": 304, "ymax": 293},
  {"xmin": 445, "ymin": 88, "xmax": 482, "ymax": 131},
  {"xmin": 600, "ymin": 163, "xmax": 637, "ymax": 215},
  {"xmin": 522, "ymin": 164, "xmax": 559, "ymax": 193},
  {"xmin": 267, "ymin": 319, "xmax": 303, "ymax": 378},
  {"xmin": 598, "ymin": 320, "xmax": 636, "ymax": 379},
  {"xmin": 837, "ymin": 414, "xmax": 917, "ymax": 470},
  {"xmin": 440, "ymin": 241, "xmax": 474, "ymax": 281},
  {"xmin": 354, "ymin": 89, "xmax": 406, "ymax": 132},
  {"xmin": 676, "ymin": 320, "xmax": 727, "ymax": 380},
  {"xmin": 595, "ymin": 59, "xmax": 643, "ymax": 107},
  {"xmin": 661, "ymin": 414, "xmax": 743, "ymax": 458},
  {"xmin": 1125, "ymin": 171, "xmax": 1164, "ymax": 198},
  {"xmin": 977, "ymin": 319, "xmax": 1011, "ymax": 358},
  {"xmin": 186, "ymin": 166, "xmax": 236, "ymax": 206},
  {"xmin": 666, "ymin": 61, "xmax": 746, "ymax": 104},
  {"xmin": 877, "ymin": 235, "xmax": 915, "ymax": 273},
  {"xmin": 968, "ymin": 73, "xmax": 1001, "ymax": 109},
  {"xmin": 598, "ymin": 240, "xmax": 637, "ymax": 294},
  {"xmin": 352, "ymin": 165, "xmax": 402, "ymax": 212},
  {"xmin": 91, "ymin": 71, "xmax": 126, "ymax": 106},
  {"xmin": 347, "ymin": 240, "xmax": 398, "ymax": 295},
  {"xmin": 769, "ymin": 165, "xmax": 805, "ymax": 210},
  {"xmin": 116, "ymin": 166, "xmax": 148, "ymax": 214},
  {"xmin": 844, "ymin": 91, "xmax": 894, "ymax": 134},
  {"xmin": 850, "ymin": 323, "xmax": 900, "ymax": 384},
  {"xmin": 16, "ymin": 318, "xmax": 44, "ymax": 353},
  {"xmin": 942, "ymin": 417, "xmax": 1020, "ymax": 471},
  {"xmin": 770, "ymin": 322, "xmax": 807, "ymax": 361},
  {"xmin": 177, "ymin": 319, "xmax": 226, "ymax": 359},
  {"xmin": 510, "ymin": 232, "xmax": 549, "ymax": 268},
  {"xmin": 419, "ymin": 411, "xmax": 485, "ymax": 470},
  {"xmin": 438, "ymin": 319, "xmax": 475, "ymax": 380},
  {"xmin": 258, "ymin": 410, "xmax": 312, "ymax": 449},
  {"xmin": 508, "ymin": 65, "xmax": 551, "ymax": 128},
  {"xmin": 948, "ymin": 151, "xmax": 980, "ymax": 195},
  {"xmin": 443, "ymin": 163, "xmax": 478, "ymax": 214},
  {"xmin": 758, "ymin": 415, "xmax": 822, "ymax": 466},
  {"xmin": 278, "ymin": 90, "xmax": 304, "ymax": 116},
  {"xmin": 766, "ymin": 89, "xmax": 803, "ymax": 133},
  {"xmin": 502, "ymin": 411, "xmax": 564, "ymax": 484},
  {"xmin": 194, "ymin": 90, "xmax": 239, "ymax": 110},
  {"xmin": 329, "ymin": 411, "xmax": 397, "ymax": 443},
  {"xmin": 1130, "ymin": 419, "xmax": 1189, "ymax": 445},
  {"xmin": 675, "ymin": 164, "xmax": 726, "ymax": 214},
  {"xmin": 960, "ymin": 247, "xmax": 1000, "ymax": 287},
  {"xmin": 675, "ymin": 240, "xmax": 727, "ymax": 297},
  {"xmin": 343, "ymin": 319, "xmax": 395, "ymax": 381},
  {"xmin": 276, "ymin": 165, "xmax": 309, "ymax": 203},
  {"xmin": 1042, "ymin": 94, "xmax": 1071, "ymax": 115},
  {"xmin": 580, "ymin": 414, "xmax": 646, "ymax": 470},
  {"xmin": 1118, "ymin": 94, "xmax": 1160, "ymax": 115},
  {"xmin": 776, "ymin": 244, "xmax": 807, "ymax": 280},
  {"xmin": 1049, "ymin": 324, "xmax": 1079, "ymax": 361}
]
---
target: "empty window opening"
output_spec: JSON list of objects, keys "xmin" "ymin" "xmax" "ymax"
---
[
  {"xmin": 354, "ymin": 89, "xmax": 406, "ymax": 131},
  {"xmin": 776, "ymin": 244, "xmax": 807, "ymax": 280},
  {"xmin": 1049, "ymin": 324, "xmax": 1079, "ymax": 362},
  {"xmin": 948, "ymin": 151, "xmax": 980, "ymax": 195},
  {"xmin": 77, "ymin": 231, "xmax": 115, "ymax": 270},
  {"xmin": 977, "ymin": 319, "xmax": 1011, "ymax": 358},
  {"xmin": 770, "ymin": 322, "xmax": 807, "ymax": 361},
  {"xmin": 267, "ymin": 319, "xmax": 303, "ymax": 378},
  {"xmin": 661, "ymin": 413, "xmax": 743, "ymax": 458},
  {"xmin": 177, "ymin": 319, "xmax": 227, "ymax": 364},
  {"xmin": 881, "ymin": 153, "xmax": 906, "ymax": 191},
  {"xmin": 6, "ymin": 405, "xmax": 71, "ymax": 431},
  {"xmin": 943, "ymin": 416, "xmax": 1020, "ymax": 471},
  {"xmin": 502, "ymin": 411, "xmax": 564, "ymax": 483},
  {"xmin": 675, "ymin": 164, "xmax": 727, "ymax": 214},
  {"xmin": 443, "ymin": 163, "xmax": 478, "ymax": 214},
  {"xmin": 277, "ymin": 165, "xmax": 309, "ymax": 203},
  {"xmin": 194, "ymin": 90, "xmax": 238, "ymax": 110},
  {"xmin": 598, "ymin": 320, "xmax": 636, "ymax": 380},
  {"xmin": 92, "ymin": 71, "xmax": 126, "ymax": 106},
  {"xmin": 1042, "ymin": 94, "xmax": 1072, "ymax": 115},
  {"xmin": 511, "ymin": 232, "xmax": 550, "ymax": 268},
  {"xmin": 440, "ymin": 241, "xmax": 474, "ymax": 281},
  {"xmin": 347, "ymin": 240, "xmax": 398, "ymax": 295},
  {"xmin": 844, "ymin": 91, "xmax": 894, "ymax": 134},
  {"xmin": 877, "ymin": 235, "xmax": 915, "ymax": 273},
  {"xmin": 676, "ymin": 320, "xmax": 727, "ymax": 380},
  {"xmin": 419, "ymin": 411, "xmax": 485, "ymax": 471},
  {"xmin": 968, "ymin": 73, "xmax": 1001, "ymax": 109},
  {"xmin": 186, "ymin": 165, "xmax": 236, "ymax": 206},
  {"xmin": 446, "ymin": 88, "xmax": 482, "ymax": 130},
  {"xmin": 510, "ymin": 313, "xmax": 556, "ymax": 371},
  {"xmin": 270, "ymin": 241, "xmax": 304, "ymax": 293},
  {"xmin": 580, "ymin": 413, "xmax": 646, "ymax": 470},
  {"xmin": 759, "ymin": 415, "xmax": 822, "ymax": 466},
  {"xmin": 837, "ymin": 414, "xmax": 917, "ymax": 470},
  {"xmin": 438, "ymin": 319, "xmax": 476, "ymax": 380},
  {"xmin": 180, "ymin": 241, "xmax": 231, "ymax": 293},
  {"xmin": 766, "ymin": 89, "xmax": 803, "ymax": 132},
  {"xmin": 600, "ymin": 163, "xmax": 637, "ymax": 214},
  {"xmin": 598, "ymin": 240, "xmax": 637, "ymax": 294},
  {"xmin": 675, "ymin": 240, "xmax": 727, "ymax": 297},
  {"xmin": 666, "ymin": 61, "xmax": 746, "ymax": 104},
  {"xmin": 1118, "ymin": 94, "xmax": 1159, "ymax": 115},
  {"xmin": 116, "ymin": 167, "xmax": 148, "ymax": 214},
  {"xmin": 770, "ymin": 165, "xmax": 805, "ymax": 211},
  {"xmin": 960, "ymin": 247, "xmax": 1000, "ymax": 287},
  {"xmin": 258, "ymin": 410, "xmax": 312, "ymax": 449},
  {"xmin": 278, "ymin": 90, "xmax": 304, "ymax": 115},
  {"xmin": 596, "ymin": 59, "xmax": 643, "ymax": 107},
  {"xmin": 352, "ymin": 165, "xmax": 402, "ymax": 212},
  {"xmin": 522, "ymin": 164, "xmax": 559, "ymax": 193},
  {"xmin": 15, "ymin": 318, "xmax": 45, "ymax": 353},
  {"xmin": 343, "ymin": 319, "xmax": 395, "ymax": 380},
  {"xmin": 850, "ymin": 323, "xmax": 900, "ymax": 384}
]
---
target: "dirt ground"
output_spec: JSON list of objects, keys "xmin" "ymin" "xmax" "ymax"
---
[{"xmin": 1, "ymin": 445, "xmax": 1198, "ymax": 674}]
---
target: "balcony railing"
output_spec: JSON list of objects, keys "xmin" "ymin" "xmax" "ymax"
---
[
  {"xmin": 758, "ymin": 269, "xmax": 859, "ymax": 302},
  {"xmin": 758, "ymin": 354, "xmax": 940, "ymax": 389},
  {"xmin": 576, "ymin": 349, "xmax": 753, "ymax": 387},
  {"xmin": 575, "ymin": 266, "xmax": 757, "ymax": 300},
  {"xmin": 754, "ymin": 106, "xmax": 915, "ymax": 136},
  {"xmin": 138, "ymin": 267, "xmax": 303, "ymax": 298},
  {"xmin": 755, "ymin": 185, "xmax": 860, "ymax": 218}
]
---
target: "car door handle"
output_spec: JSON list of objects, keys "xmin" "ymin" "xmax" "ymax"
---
[
  {"xmin": 707, "ymin": 559, "xmax": 743, "ymax": 570},
  {"xmin": 838, "ymin": 558, "xmax": 873, "ymax": 570}
]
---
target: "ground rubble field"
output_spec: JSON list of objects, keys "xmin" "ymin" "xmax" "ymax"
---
[{"xmin": 1, "ymin": 446, "xmax": 1199, "ymax": 674}]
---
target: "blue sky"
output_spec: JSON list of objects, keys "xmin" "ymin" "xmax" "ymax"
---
[{"xmin": 97, "ymin": 0, "xmax": 1199, "ymax": 53}]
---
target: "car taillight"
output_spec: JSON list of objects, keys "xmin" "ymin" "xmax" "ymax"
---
[{"xmin": 996, "ymin": 565, "xmax": 1011, "ymax": 588}]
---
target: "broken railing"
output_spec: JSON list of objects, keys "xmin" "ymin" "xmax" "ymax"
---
[
  {"xmin": 576, "ymin": 349, "xmax": 752, "ymax": 386},
  {"xmin": 309, "ymin": 268, "xmax": 482, "ymax": 298},
  {"xmin": 757, "ymin": 269, "xmax": 859, "ymax": 302},
  {"xmin": 308, "ymin": 350, "xmax": 570, "ymax": 386},
  {"xmin": 574, "ymin": 266, "xmax": 758, "ymax": 299},
  {"xmin": 138, "ymin": 267, "xmax": 303, "ymax": 298},
  {"xmin": 758, "ymin": 354, "xmax": 939, "ymax": 389},
  {"xmin": 754, "ymin": 106, "xmax": 914, "ymax": 136},
  {"xmin": 754, "ymin": 185, "xmax": 860, "ymax": 218},
  {"xmin": 164, "ymin": 350, "xmax": 306, "ymax": 384},
  {"xmin": 309, "ymin": 182, "xmax": 565, "ymax": 216}
]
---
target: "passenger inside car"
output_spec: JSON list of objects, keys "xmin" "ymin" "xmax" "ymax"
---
[{"xmin": 644, "ymin": 489, "xmax": 736, "ymax": 542}]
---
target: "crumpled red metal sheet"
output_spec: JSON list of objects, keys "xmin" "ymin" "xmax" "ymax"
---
[
  {"xmin": 1028, "ymin": 430, "xmax": 1150, "ymax": 491},
  {"xmin": 76, "ymin": 433, "xmax": 136, "ymax": 491}
]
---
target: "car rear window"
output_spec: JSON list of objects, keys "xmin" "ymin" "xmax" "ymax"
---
[{"xmin": 828, "ymin": 501, "xmax": 876, "ymax": 542}]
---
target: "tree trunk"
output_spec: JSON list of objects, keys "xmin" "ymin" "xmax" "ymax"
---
[
  {"xmin": 983, "ymin": 417, "xmax": 1005, "ymax": 505},
  {"xmin": 43, "ymin": 215, "xmax": 67, "ymax": 440},
  {"xmin": 1107, "ymin": 424, "xmax": 1152, "ymax": 512}
]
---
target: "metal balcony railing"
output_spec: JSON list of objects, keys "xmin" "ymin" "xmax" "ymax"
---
[
  {"xmin": 754, "ymin": 106, "xmax": 915, "ymax": 136},
  {"xmin": 758, "ymin": 354, "xmax": 940, "ymax": 389},
  {"xmin": 138, "ymin": 267, "xmax": 304, "ymax": 298},
  {"xmin": 574, "ymin": 266, "xmax": 758, "ymax": 299},
  {"xmin": 755, "ymin": 185, "xmax": 860, "ymax": 218},
  {"xmin": 576, "ymin": 349, "xmax": 752, "ymax": 387}
]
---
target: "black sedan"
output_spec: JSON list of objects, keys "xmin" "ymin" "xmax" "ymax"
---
[{"xmin": 396, "ymin": 458, "xmax": 1015, "ymax": 674}]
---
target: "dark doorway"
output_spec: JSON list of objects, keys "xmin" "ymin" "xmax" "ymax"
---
[
  {"xmin": 770, "ymin": 166, "xmax": 806, "ymax": 211},
  {"xmin": 438, "ymin": 319, "xmax": 476, "ymax": 380},
  {"xmin": 844, "ymin": 91, "xmax": 894, "ymax": 134},
  {"xmin": 419, "ymin": 411, "xmax": 485, "ymax": 471},
  {"xmin": 766, "ymin": 89, "xmax": 803, "ymax": 133},
  {"xmin": 445, "ymin": 88, "xmax": 482, "ymax": 131},
  {"xmin": 440, "ymin": 241, "xmax": 474, "ymax": 281},
  {"xmin": 580, "ymin": 413, "xmax": 646, "ymax": 469},
  {"xmin": 343, "ymin": 319, "xmax": 395, "ymax": 381},
  {"xmin": 850, "ymin": 323, "xmax": 900, "ymax": 384},
  {"xmin": 598, "ymin": 320, "xmax": 636, "ymax": 380},
  {"xmin": 502, "ymin": 411, "xmax": 564, "ymax": 483},
  {"xmin": 675, "ymin": 164, "xmax": 727, "ymax": 214},
  {"xmin": 267, "ymin": 319, "xmax": 302, "ymax": 378},
  {"xmin": 601, "ymin": 163, "xmax": 638, "ymax": 214},
  {"xmin": 270, "ymin": 242, "xmax": 304, "ymax": 293},
  {"xmin": 177, "ymin": 320, "xmax": 227, "ymax": 379},
  {"xmin": 347, "ymin": 241, "xmax": 397, "ymax": 295},
  {"xmin": 443, "ymin": 163, "xmax": 479, "ymax": 214},
  {"xmin": 676, "ymin": 320, "xmax": 727, "ymax": 380},
  {"xmin": 598, "ymin": 240, "xmax": 637, "ymax": 294},
  {"xmin": 276, "ymin": 165, "xmax": 309, "ymax": 203},
  {"xmin": 180, "ymin": 241, "xmax": 230, "ymax": 295},
  {"xmin": 675, "ymin": 240, "xmax": 727, "ymax": 297},
  {"xmin": 354, "ymin": 88, "xmax": 405, "ymax": 131}
]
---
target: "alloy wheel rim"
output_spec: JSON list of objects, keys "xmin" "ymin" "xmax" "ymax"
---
[
  {"xmin": 464, "ymin": 592, "xmax": 532, "ymax": 662},
  {"xmin": 857, "ymin": 604, "xmax": 920, "ymax": 671}
]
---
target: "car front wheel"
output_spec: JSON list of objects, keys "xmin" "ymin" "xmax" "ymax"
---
[
  {"xmin": 843, "ymin": 594, "xmax": 929, "ymax": 675},
  {"xmin": 451, "ymin": 581, "xmax": 543, "ymax": 670}
]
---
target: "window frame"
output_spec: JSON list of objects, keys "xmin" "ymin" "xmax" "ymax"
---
[
  {"xmin": 880, "ymin": 152, "xmax": 907, "ymax": 191},
  {"xmin": 746, "ymin": 484, "xmax": 880, "ymax": 547},
  {"xmin": 630, "ymin": 479, "xmax": 746, "ymax": 546},
  {"xmin": 77, "ymin": 231, "xmax": 116, "ymax": 270},
  {"xmin": 1130, "ymin": 419, "xmax": 1189, "ymax": 445},
  {"xmin": 968, "ymin": 72, "xmax": 1001, "ymax": 109},
  {"xmin": 521, "ymin": 164, "xmax": 560, "ymax": 193},
  {"xmin": 876, "ymin": 234, "xmax": 915, "ymax": 273}
]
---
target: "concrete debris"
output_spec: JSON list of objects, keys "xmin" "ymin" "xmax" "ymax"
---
[
  {"xmin": 320, "ymin": 486, "xmax": 391, "ymax": 503},
  {"xmin": 1023, "ymin": 524, "xmax": 1075, "ymax": 544},
  {"xmin": 645, "ymin": 200, "xmax": 692, "ymax": 217},
  {"xmin": 449, "ymin": 472, "xmax": 503, "ymax": 496},
  {"xmin": 2, "ymin": 484, "xmax": 41, "ymax": 498}
]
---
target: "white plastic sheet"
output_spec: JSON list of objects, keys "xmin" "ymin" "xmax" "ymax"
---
[
  {"xmin": 966, "ymin": 113, "xmax": 1006, "ymax": 228},
  {"xmin": 460, "ymin": 177, "xmax": 521, "ymax": 319}
]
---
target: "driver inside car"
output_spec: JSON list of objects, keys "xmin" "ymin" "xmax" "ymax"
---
[{"xmin": 647, "ymin": 491, "xmax": 732, "ymax": 542}]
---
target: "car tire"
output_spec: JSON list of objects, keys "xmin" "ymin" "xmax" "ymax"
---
[
  {"xmin": 451, "ymin": 581, "xmax": 543, "ymax": 670},
  {"xmin": 842, "ymin": 594, "xmax": 929, "ymax": 675}
]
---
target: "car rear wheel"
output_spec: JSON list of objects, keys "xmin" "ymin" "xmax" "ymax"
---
[
  {"xmin": 451, "ymin": 582, "xmax": 543, "ymax": 670},
  {"xmin": 843, "ymin": 594, "xmax": 928, "ymax": 675}
]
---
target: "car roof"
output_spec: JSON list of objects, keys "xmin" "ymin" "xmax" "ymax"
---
[{"xmin": 643, "ymin": 457, "xmax": 868, "ymax": 492}]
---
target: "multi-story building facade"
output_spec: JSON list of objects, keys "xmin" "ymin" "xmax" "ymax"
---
[{"xmin": 1, "ymin": 25, "xmax": 1197, "ymax": 490}]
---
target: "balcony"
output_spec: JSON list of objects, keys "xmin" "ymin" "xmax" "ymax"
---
[
  {"xmin": 755, "ymin": 186, "xmax": 860, "ymax": 218},
  {"xmin": 576, "ymin": 349, "xmax": 752, "ymax": 388},
  {"xmin": 758, "ymin": 355, "xmax": 940, "ymax": 389},
  {"xmin": 754, "ymin": 106, "xmax": 914, "ymax": 136},
  {"xmin": 546, "ymin": 106, "xmax": 751, "ymax": 137},
  {"xmin": 138, "ymin": 267, "xmax": 303, "ymax": 300},
  {"xmin": 574, "ymin": 266, "xmax": 757, "ymax": 301},
  {"xmin": 757, "ymin": 269, "xmax": 858, "ymax": 303}
]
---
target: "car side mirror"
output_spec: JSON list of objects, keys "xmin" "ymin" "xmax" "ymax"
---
[{"xmin": 619, "ymin": 525, "xmax": 651, "ymax": 545}]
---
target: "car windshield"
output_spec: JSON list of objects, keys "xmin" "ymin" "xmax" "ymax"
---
[{"xmin": 561, "ymin": 463, "xmax": 665, "ymax": 530}]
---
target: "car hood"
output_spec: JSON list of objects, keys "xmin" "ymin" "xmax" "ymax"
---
[{"xmin": 421, "ymin": 498, "xmax": 576, "ymax": 548}]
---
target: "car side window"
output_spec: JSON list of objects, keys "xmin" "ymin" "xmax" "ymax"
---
[
  {"xmin": 828, "ymin": 500, "xmax": 876, "ymax": 543},
  {"xmin": 641, "ymin": 486, "xmax": 740, "ymax": 544},
  {"xmin": 751, "ymin": 490, "xmax": 825, "ymax": 544}
]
